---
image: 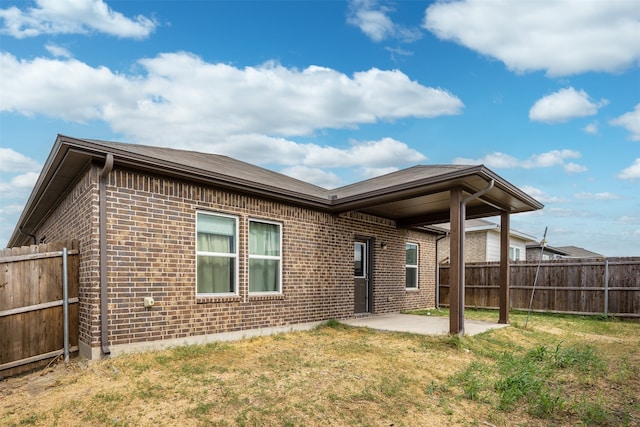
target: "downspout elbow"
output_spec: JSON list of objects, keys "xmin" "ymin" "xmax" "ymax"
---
[
  {"xmin": 99, "ymin": 153, "xmax": 113, "ymax": 356},
  {"xmin": 462, "ymin": 179, "xmax": 495, "ymax": 206},
  {"xmin": 101, "ymin": 153, "xmax": 114, "ymax": 179}
]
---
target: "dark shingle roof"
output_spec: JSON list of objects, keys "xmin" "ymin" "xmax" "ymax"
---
[
  {"xmin": 555, "ymin": 246, "xmax": 605, "ymax": 258},
  {"xmin": 8, "ymin": 135, "xmax": 544, "ymax": 247}
]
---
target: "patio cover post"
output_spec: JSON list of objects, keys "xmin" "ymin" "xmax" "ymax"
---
[
  {"xmin": 499, "ymin": 211, "xmax": 510, "ymax": 324},
  {"xmin": 449, "ymin": 188, "xmax": 462, "ymax": 334}
]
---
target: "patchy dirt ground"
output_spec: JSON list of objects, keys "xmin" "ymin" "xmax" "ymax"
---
[{"xmin": 2, "ymin": 313, "xmax": 639, "ymax": 427}]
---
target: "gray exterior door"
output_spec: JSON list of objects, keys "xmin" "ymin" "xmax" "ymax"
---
[{"xmin": 354, "ymin": 239, "xmax": 369, "ymax": 313}]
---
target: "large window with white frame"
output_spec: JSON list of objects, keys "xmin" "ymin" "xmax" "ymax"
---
[
  {"xmin": 249, "ymin": 219, "xmax": 282, "ymax": 293},
  {"xmin": 196, "ymin": 212, "xmax": 238, "ymax": 295},
  {"xmin": 406, "ymin": 242, "xmax": 419, "ymax": 289}
]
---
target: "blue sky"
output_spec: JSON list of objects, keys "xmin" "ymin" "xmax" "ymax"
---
[{"xmin": 1, "ymin": 0, "xmax": 639, "ymax": 256}]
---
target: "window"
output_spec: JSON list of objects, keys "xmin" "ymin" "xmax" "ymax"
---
[
  {"xmin": 354, "ymin": 242, "xmax": 366, "ymax": 277},
  {"xmin": 406, "ymin": 243, "xmax": 418, "ymax": 289},
  {"xmin": 509, "ymin": 246, "xmax": 521, "ymax": 261},
  {"xmin": 196, "ymin": 212, "xmax": 238, "ymax": 295},
  {"xmin": 249, "ymin": 219, "xmax": 282, "ymax": 293}
]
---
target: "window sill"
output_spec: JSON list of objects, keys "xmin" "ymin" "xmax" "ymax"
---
[
  {"xmin": 196, "ymin": 295, "xmax": 242, "ymax": 304},
  {"xmin": 249, "ymin": 294, "xmax": 285, "ymax": 301},
  {"xmin": 405, "ymin": 288, "xmax": 420, "ymax": 292}
]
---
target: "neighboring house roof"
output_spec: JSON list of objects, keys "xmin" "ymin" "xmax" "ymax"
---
[
  {"xmin": 555, "ymin": 246, "xmax": 605, "ymax": 259},
  {"xmin": 526, "ymin": 244, "xmax": 571, "ymax": 257},
  {"xmin": 431, "ymin": 218, "xmax": 537, "ymax": 241},
  {"xmin": 8, "ymin": 135, "xmax": 544, "ymax": 247}
]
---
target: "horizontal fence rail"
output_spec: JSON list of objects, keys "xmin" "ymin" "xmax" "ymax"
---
[
  {"xmin": 439, "ymin": 257, "xmax": 640, "ymax": 318},
  {"xmin": 0, "ymin": 241, "xmax": 79, "ymax": 378}
]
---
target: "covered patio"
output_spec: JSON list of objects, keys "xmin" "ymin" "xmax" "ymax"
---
[
  {"xmin": 333, "ymin": 165, "xmax": 544, "ymax": 334},
  {"xmin": 342, "ymin": 313, "xmax": 509, "ymax": 336}
]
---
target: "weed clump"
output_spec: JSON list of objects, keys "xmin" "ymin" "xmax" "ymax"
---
[{"xmin": 450, "ymin": 343, "xmax": 609, "ymax": 422}]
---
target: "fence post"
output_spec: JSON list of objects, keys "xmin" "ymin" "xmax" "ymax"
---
[
  {"xmin": 604, "ymin": 258, "xmax": 609, "ymax": 319},
  {"xmin": 62, "ymin": 247, "xmax": 69, "ymax": 363}
]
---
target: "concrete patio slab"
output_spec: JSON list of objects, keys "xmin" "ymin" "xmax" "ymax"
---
[{"xmin": 341, "ymin": 313, "xmax": 508, "ymax": 336}]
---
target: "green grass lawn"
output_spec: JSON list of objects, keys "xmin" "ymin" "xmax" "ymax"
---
[{"xmin": 2, "ymin": 310, "xmax": 638, "ymax": 426}]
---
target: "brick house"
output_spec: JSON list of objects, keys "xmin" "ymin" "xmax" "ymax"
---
[
  {"xmin": 435, "ymin": 218, "xmax": 537, "ymax": 263},
  {"xmin": 7, "ymin": 135, "xmax": 542, "ymax": 359}
]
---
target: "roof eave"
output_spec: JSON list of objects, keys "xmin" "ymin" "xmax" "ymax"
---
[
  {"xmin": 330, "ymin": 165, "xmax": 543, "ymax": 214},
  {"xmin": 8, "ymin": 135, "xmax": 336, "ymax": 247}
]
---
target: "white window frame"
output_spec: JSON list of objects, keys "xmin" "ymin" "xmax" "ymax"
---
[
  {"xmin": 406, "ymin": 242, "xmax": 419, "ymax": 289},
  {"xmin": 509, "ymin": 246, "xmax": 521, "ymax": 261},
  {"xmin": 196, "ymin": 211, "xmax": 239, "ymax": 297},
  {"xmin": 248, "ymin": 218, "xmax": 283, "ymax": 294}
]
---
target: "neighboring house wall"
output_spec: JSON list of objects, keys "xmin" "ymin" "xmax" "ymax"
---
[
  {"xmin": 466, "ymin": 233, "xmax": 488, "ymax": 262},
  {"xmin": 34, "ymin": 165, "xmax": 436, "ymax": 359},
  {"xmin": 505, "ymin": 234, "xmax": 527, "ymax": 262},
  {"xmin": 486, "ymin": 232, "xmax": 500, "ymax": 261},
  {"xmin": 437, "ymin": 232, "xmax": 486, "ymax": 263},
  {"xmin": 437, "ymin": 230, "xmax": 528, "ymax": 263}
]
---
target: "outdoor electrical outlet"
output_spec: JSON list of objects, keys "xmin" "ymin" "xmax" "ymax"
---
[{"xmin": 143, "ymin": 296, "xmax": 155, "ymax": 308}]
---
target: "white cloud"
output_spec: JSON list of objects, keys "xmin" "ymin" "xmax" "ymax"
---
[
  {"xmin": 563, "ymin": 163, "xmax": 588, "ymax": 174},
  {"xmin": 277, "ymin": 138, "xmax": 424, "ymax": 187},
  {"xmin": 547, "ymin": 208, "xmax": 594, "ymax": 218},
  {"xmin": 423, "ymin": 0, "xmax": 640, "ymax": 76},
  {"xmin": 617, "ymin": 158, "xmax": 640, "ymax": 180},
  {"xmin": 0, "ymin": 0, "xmax": 157, "ymax": 39},
  {"xmin": 359, "ymin": 166, "xmax": 399, "ymax": 179},
  {"xmin": 303, "ymin": 138, "xmax": 425, "ymax": 169},
  {"xmin": 583, "ymin": 121, "xmax": 599, "ymax": 135},
  {"xmin": 0, "ymin": 51, "xmax": 459, "ymax": 174},
  {"xmin": 618, "ymin": 216, "xmax": 639, "ymax": 225},
  {"xmin": 278, "ymin": 166, "xmax": 344, "ymax": 190},
  {"xmin": 610, "ymin": 104, "xmax": 640, "ymax": 141},
  {"xmin": 574, "ymin": 192, "xmax": 621, "ymax": 201},
  {"xmin": 0, "ymin": 172, "xmax": 39, "ymax": 198},
  {"xmin": 45, "ymin": 43, "xmax": 71, "ymax": 58},
  {"xmin": 348, "ymin": 0, "xmax": 422, "ymax": 43},
  {"xmin": 453, "ymin": 149, "xmax": 585, "ymax": 172},
  {"xmin": 529, "ymin": 87, "xmax": 607, "ymax": 123},
  {"xmin": 0, "ymin": 203, "xmax": 25, "ymax": 216},
  {"xmin": 0, "ymin": 148, "xmax": 41, "ymax": 172},
  {"xmin": 520, "ymin": 185, "xmax": 567, "ymax": 204}
]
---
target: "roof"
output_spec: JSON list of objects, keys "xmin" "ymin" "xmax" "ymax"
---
[
  {"xmin": 555, "ymin": 246, "xmax": 605, "ymax": 259},
  {"xmin": 525, "ymin": 244, "xmax": 571, "ymax": 256},
  {"xmin": 8, "ymin": 135, "xmax": 544, "ymax": 247},
  {"xmin": 431, "ymin": 219, "xmax": 537, "ymax": 241}
]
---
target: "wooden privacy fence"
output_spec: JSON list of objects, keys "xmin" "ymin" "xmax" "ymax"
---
[
  {"xmin": 0, "ymin": 241, "xmax": 79, "ymax": 378},
  {"xmin": 439, "ymin": 257, "xmax": 640, "ymax": 318}
]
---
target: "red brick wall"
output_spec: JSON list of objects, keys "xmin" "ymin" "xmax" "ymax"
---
[{"xmin": 37, "ymin": 166, "xmax": 436, "ymax": 357}]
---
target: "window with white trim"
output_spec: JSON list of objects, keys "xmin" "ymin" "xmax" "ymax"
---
[
  {"xmin": 249, "ymin": 219, "xmax": 282, "ymax": 293},
  {"xmin": 196, "ymin": 212, "xmax": 238, "ymax": 295},
  {"xmin": 406, "ymin": 243, "xmax": 419, "ymax": 289},
  {"xmin": 509, "ymin": 246, "xmax": 521, "ymax": 261}
]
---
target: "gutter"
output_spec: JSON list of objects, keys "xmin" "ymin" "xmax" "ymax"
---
[{"xmin": 99, "ymin": 153, "xmax": 114, "ymax": 356}]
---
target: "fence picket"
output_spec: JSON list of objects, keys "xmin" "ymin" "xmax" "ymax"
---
[
  {"xmin": 439, "ymin": 257, "xmax": 640, "ymax": 318},
  {"xmin": 0, "ymin": 241, "xmax": 79, "ymax": 378}
]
